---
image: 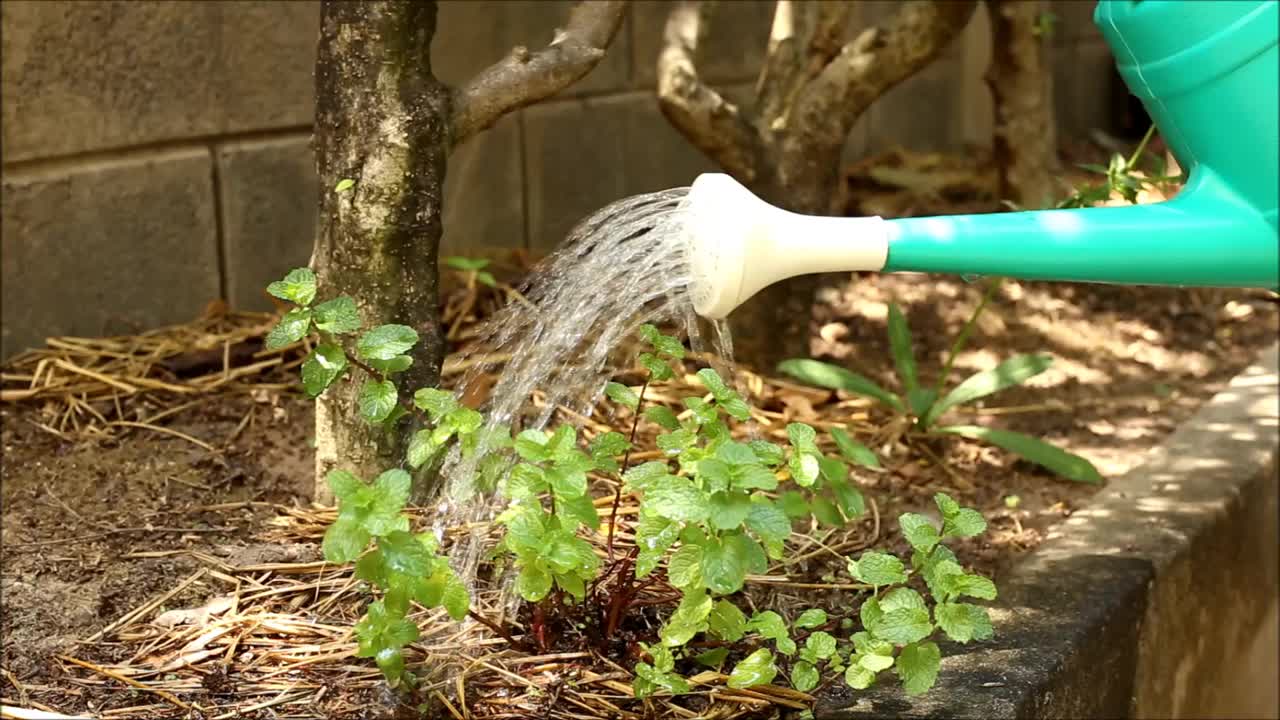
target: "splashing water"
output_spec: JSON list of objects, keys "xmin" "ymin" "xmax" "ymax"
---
[{"xmin": 427, "ymin": 188, "xmax": 735, "ymax": 602}]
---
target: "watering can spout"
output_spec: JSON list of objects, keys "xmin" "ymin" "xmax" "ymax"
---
[{"xmin": 682, "ymin": 0, "xmax": 1279, "ymax": 320}]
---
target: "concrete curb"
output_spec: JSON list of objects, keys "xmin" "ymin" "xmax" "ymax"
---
[{"xmin": 822, "ymin": 343, "xmax": 1279, "ymax": 719}]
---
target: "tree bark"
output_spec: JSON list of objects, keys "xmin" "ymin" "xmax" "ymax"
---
[
  {"xmin": 311, "ymin": 1, "xmax": 625, "ymax": 502},
  {"xmin": 986, "ymin": 0, "xmax": 1058, "ymax": 208},
  {"xmin": 312, "ymin": 1, "xmax": 451, "ymax": 498},
  {"xmin": 658, "ymin": 0, "xmax": 976, "ymax": 370}
]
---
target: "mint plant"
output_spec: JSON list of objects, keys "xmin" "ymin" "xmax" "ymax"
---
[
  {"xmin": 779, "ymin": 295, "xmax": 1103, "ymax": 484},
  {"xmin": 1056, "ymin": 125, "xmax": 1181, "ymax": 209}
]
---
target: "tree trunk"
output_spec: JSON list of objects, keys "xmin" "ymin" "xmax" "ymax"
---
[
  {"xmin": 986, "ymin": 0, "xmax": 1058, "ymax": 208},
  {"xmin": 312, "ymin": 0, "xmax": 450, "ymax": 501}
]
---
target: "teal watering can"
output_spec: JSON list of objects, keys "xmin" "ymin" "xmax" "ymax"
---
[{"xmin": 684, "ymin": 0, "xmax": 1279, "ymax": 320}]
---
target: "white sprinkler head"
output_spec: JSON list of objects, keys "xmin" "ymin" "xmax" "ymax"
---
[{"xmin": 682, "ymin": 173, "xmax": 891, "ymax": 320}]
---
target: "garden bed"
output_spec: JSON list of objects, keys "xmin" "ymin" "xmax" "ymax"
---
[{"xmin": 2, "ymin": 266, "xmax": 1275, "ymax": 717}]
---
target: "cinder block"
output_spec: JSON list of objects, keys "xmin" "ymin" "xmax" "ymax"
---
[
  {"xmin": 217, "ymin": 135, "xmax": 318, "ymax": 312},
  {"xmin": 433, "ymin": 0, "xmax": 630, "ymax": 97},
  {"xmin": 1, "ymin": 1, "xmax": 317, "ymax": 162},
  {"xmin": 1, "ymin": 149, "xmax": 221, "ymax": 358},
  {"xmin": 442, "ymin": 112, "xmax": 525, "ymax": 254},
  {"xmin": 523, "ymin": 92, "xmax": 716, "ymax": 250},
  {"xmin": 631, "ymin": 0, "xmax": 774, "ymax": 87}
]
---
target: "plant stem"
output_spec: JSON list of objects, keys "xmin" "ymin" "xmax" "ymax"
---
[
  {"xmin": 1126, "ymin": 123, "xmax": 1157, "ymax": 170},
  {"xmin": 928, "ymin": 278, "xmax": 1003, "ymax": 421},
  {"xmin": 320, "ymin": 330, "xmax": 433, "ymax": 426},
  {"xmin": 467, "ymin": 609, "xmax": 530, "ymax": 651},
  {"xmin": 606, "ymin": 378, "xmax": 649, "ymax": 560}
]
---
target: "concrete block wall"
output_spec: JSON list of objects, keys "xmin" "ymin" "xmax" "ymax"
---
[{"xmin": 1, "ymin": 0, "xmax": 1116, "ymax": 358}]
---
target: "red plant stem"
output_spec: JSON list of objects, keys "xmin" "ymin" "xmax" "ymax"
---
[
  {"xmin": 468, "ymin": 610, "xmax": 531, "ymax": 651},
  {"xmin": 532, "ymin": 603, "xmax": 548, "ymax": 653},
  {"xmin": 607, "ymin": 379, "xmax": 649, "ymax": 560}
]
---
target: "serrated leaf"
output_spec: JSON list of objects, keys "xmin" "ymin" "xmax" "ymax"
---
[
  {"xmin": 898, "ymin": 512, "xmax": 941, "ymax": 553},
  {"xmin": 811, "ymin": 496, "xmax": 845, "ymax": 527},
  {"xmin": 806, "ymin": 630, "xmax": 837, "ymax": 660},
  {"xmin": 589, "ymin": 431, "xmax": 628, "ymax": 460},
  {"xmin": 701, "ymin": 535, "xmax": 747, "ymax": 594},
  {"xmin": 368, "ymin": 355, "xmax": 412, "ymax": 375},
  {"xmin": 441, "ymin": 575, "xmax": 469, "ymax": 620},
  {"xmin": 327, "ymin": 469, "xmax": 365, "ymax": 501},
  {"xmin": 727, "ymin": 648, "xmax": 777, "ymax": 689},
  {"xmin": 829, "ymin": 477, "xmax": 866, "ymax": 519},
  {"xmin": 623, "ymin": 461, "xmax": 672, "ymax": 492},
  {"xmin": 745, "ymin": 498, "xmax": 792, "ymax": 547},
  {"xmin": 935, "ymin": 602, "xmax": 990, "ymax": 643},
  {"xmin": 323, "ymin": 517, "xmax": 369, "ymax": 563},
  {"xmin": 845, "ymin": 663, "xmax": 877, "ymax": 689},
  {"xmin": 746, "ymin": 610, "xmax": 794, "ymax": 654},
  {"xmin": 792, "ymin": 660, "xmax": 820, "ymax": 692},
  {"xmin": 789, "ymin": 452, "xmax": 821, "ymax": 487},
  {"xmin": 859, "ymin": 651, "xmax": 895, "ymax": 672},
  {"xmin": 942, "ymin": 508, "xmax": 987, "ymax": 538},
  {"xmin": 871, "ymin": 607, "xmax": 933, "ymax": 645},
  {"xmin": 748, "ymin": 440, "xmax": 785, "ymax": 466},
  {"xmin": 667, "ymin": 544, "xmax": 703, "ymax": 590},
  {"xmin": 709, "ymin": 491, "xmax": 751, "ymax": 530},
  {"xmin": 852, "ymin": 551, "xmax": 906, "ymax": 586},
  {"xmin": 604, "ymin": 381, "xmax": 639, "ymax": 410},
  {"xmin": 517, "ymin": 564, "xmax": 552, "ymax": 602},
  {"xmin": 720, "ymin": 396, "xmax": 752, "ymax": 421},
  {"xmin": 695, "ymin": 648, "xmax": 730, "ymax": 668},
  {"xmin": 696, "ymin": 368, "xmax": 732, "ymax": 401},
  {"xmin": 640, "ymin": 325, "xmax": 686, "ymax": 359},
  {"xmin": 334, "ymin": 178, "xmax": 356, "ymax": 193},
  {"xmin": 639, "ymin": 352, "xmax": 674, "ymax": 381},
  {"xmin": 358, "ymin": 379, "xmax": 398, "ymax": 423},
  {"xmin": 413, "ymin": 388, "xmax": 458, "ymax": 419},
  {"xmin": 794, "ymin": 608, "xmax": 828, "ymax": 630},
  {"xmin": 267, "ymin": 268, "xmax": 317, "ymax": 306},
  {"xmin": 950, "ymin": 573, "xmax": 998, "ymax": 601},
  {"xmin": 660, "ymin": 592, "xmax": 713, "ymax": 646},
  {"xmin": 830, "ymin": 426, "xmax": 880, "ymax": 467},
  {"xmin": 924, "ymin": 354, "xmax": 1053, "ymax": 426},
  {"xmin": 786, "ymin": 422, "xmax": 818, "ymax": 451},
  {"xmin": 935, "ymin": 425, "xmax": 1104, "ymax": 484},
  {"xmin": 356, "ymin": 325, "xmax": 418, "ymax": 361},
  {"xmin": 778, "ymin": 359, "xmax": 903, "ymax": 412},
  {"xmin": 934, "ymin": 492, "xmax": 961, "ymax": 518},
  {"xmin": 301, "ymin": 343, "xmax": 348, "ymax": 397},
  {"xmin": 896, "ymin": 641, "xmax": 941, "ymax": 695},
  {"xmin": 266, "ymin": 308, "xmax": 312, "ymax": 349},
  {"xmin": 646, "ymin": 477, "xmax": 709, "ymax": 522},
  {"xmin": 879, "ymin": 587, "xmax": 927, "ymax": 613},
  {"xmin": 311, "ymin": 296, "xmax": 361, "ymax": 334},
  {"xmin": 778, "ymin": 490, "xmax": 810, "ymax": 518},
  {"xmin": 556, "ymin": 491, "xmax": 600, "ymax": 531},
  {"xmin": 887, "ymin": 303, "xmax": 919, "ymax": 395},
  {"xmin": 378, "ymin": 531, "xmax": 433, "ymax": 577},
  {"xmin": 708, "ymin": 599, "xmax": 747, "ymax": 642},
  {"xmin": 371, "ymin": 469, "xmax": 411, "ymax": 513},
  {"xmin": 644, "ymin": 406, "xmax": 681, "ymax": 430},
  {"xmin": 859, "ymin": 599, "xmax": 883, "ymax": 634}
]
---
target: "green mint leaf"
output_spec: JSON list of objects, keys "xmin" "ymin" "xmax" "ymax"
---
[
  {"xmin": 792, "ymin": 660, "xmax": 820, "ymax": 692},
  {"xmin": 942, "ymin": 508, "xmax": 987, "ymax": 538},
  {"xmin": 475, "ymin": 270, "xmax": 497, "ymax": 287},
  {"xmin": 358, "ymin": 379, "xmax": 398, "ymax": 423},
  {"xmin": 697, "ymin": 458, "xmax": 733, "ymax": 492},
  {"xmin": 880, "ymin": 587, "xmax": 927, "ymax": 615},
  {"xmin": 683, "ymin": 396, "xmax": 719, "ymax": 425},
  {"xmin": 301, "ymin": 343, "xmax": 348, "ymax": 397},
  {"xmin": 745, "ymin": 497, "xmax": 792, "ymax": 549},
  {"xmin": 924, "ymin": 559, "xmax": 966, "ymax": 603},
  {"xmin": 374, "ymin": 647, "xmax": 405, "ymax": 685},
  {"xmin": 639, "ymin": 324, "xmax": 686, "ymax": 359},
  {"xmin": 656, "ymin": 428, "xmax": 697, "ymax": 454},
  {"xmin": 503, "ymin": 463, "xmax": 547, "ymax": 501},
  {"xmin": 701, "ymin": 534, "xmax": 747, "ymax": 594},
  {"xmin": 323, "ymin": 517, "xmax": 370, "ymax": 563},
  {"xmin": 871, "ymin": 607, "xmax": 933, "ymax": 645},
  {"xmin": 811, "ymin": 497, "xmax": 845, "ymax": 528},
  {"xmin": 830, "ymin": 427, "xmax": 880, "ymax": 467},
  {"xmin": 934, "ymin": 492, "xmax": 961, "ymax": 518},
  {"xmin": 709, "ymin": 491, "xmax": 751, "ymax": 530},
  {"xmin": 589, "ymin": 431, "xmax": 629, "ymax": 460},
  {"xmin": 660, "ymin": 591, "xmax": 713, "ymax": 647},
  {"xmin": 267, "ymin": 268, "xmax": 317, "ymax": 306},
  {"xmin": 727, "ymin": 648, "xmax": 778, "ymax": 689},
  {"xmin": 777, "ymin": 491, "xmax": 810, "ymax": 518},
  {"xmin": 639, "ymin": 352, "xmax": 674, "ymax": 381},
  {"xmin": 950, "ymin": 573, "xmax": 998, "ymax": 601},
  {"xmin": 667, "ymin": 543, "xmax": 703, "ymax": 590},
  {"xmin": 708, "ymin": 599, "xmax": 747, "ymax": 642},
  {"xmin": 696, "ymin": 368, "xmax": 732, "ymax": 401},
  {"xmin": 729, "ymin": 532, "xmax": 769, "ymax": 574},
  {"xmin": 514, "ymin": 429, "xmax": 550, "ymax": 462},
  {"xmin": 555, "ymin": 491, "xmax": 600, "ymax": 531},
  {"xmin": 695, "ymin": 648, "xmax": 730, "ymax": 668},
  {"xmin": 543, "ymin": 532, "xmax": 599, "ymax": 580},
  {"xmin": 517, "ymin": 564, "xmax": 552, "ymax": 602},
  {"xmin": 852, "ymin": 551, "xmax": 907, "ymax": 587},
  {"xmin": 265, "ymin": 308, "xmax": 312, "ymax": 350},
  {"xmin": 746, "ymin": 611, "xmax": 795, "ymax": 655},
  {"xmin": 334, "ymin": 178, "xmax": 356, "ymax": 193},
  {"xmin": 748, "ymin": 441, "xmax": 785, "ymax": 467},
  {"xmin": 858, "ymin": 650, "xmax": 895, "ymax": 673},
  {"xmin": 899, "ymin": 513, "xmax": 941, "ymax": 553},
  {"xmin": 547, "ymin": 465, "xmax": 588, "ymax": 500},
  {"xmin": 829, "ymin": 477, "xmax": 866, "ymax": 518},
  {"xmin": 356, "ymin": 324, "xmax": 418, "ymax": 361},
  {"xmin": 646, "ymin": 477, "xmax": 709, "ymax": 522},
  {"xmin": 788, "ymin": 452, "xmax": 821, "ymax": 487},
  {"xmin": 604, "ymin": 381, "xmax": 639, "ymax": 410},
  {"xmin": 720, "ymin": 396, "xmax": 752, "ymax": 422},
  {"xmin": 413, "ymin": 388, "xmax": 458, "ymax": 419},
  {"xmin": 311, "ymin": 296, "xmax": 361, "ymax": 334},
  {"xmin": 733, "ymin": 464, "xmax": 779, "ymax": 492},
  {"xmin": 445, "ymin": 407, "xmax": 483, "ymax": 436},
  {"xmin": 794, "ymin": 609, "xmax": 828, "ymax": 630},
  {"xmin": 326, "ymin": 470, "xmax": 365, "ymax": 501},
  {"xmin": 895, "ymin": 641, "xmax": 942, "ymax": 695},
  {"xmin": 378, "ymin": 531, "xmax": 433, "ymax": 577},
  {"xmin": 935, "ymin": 601, "xmax": 993, "ymax": 643},
  {"xmin": 818, "ymin": 456, "xmax": 848, "ymax": 484},
  {"xmin": 806, "ymin": 630, "xmax": 837, "ymax": 659},
  {"xmin": 623, "ymin": 461, "xmax": 673, "ymax": 492},
  {"xmin": 786, "ymin": 422, "xmax": 818, "ymax": 452},
  {"xmin": 845, "ymin": 663, "xmax": 877, "ymax": 690},
  {"xmin": 441, "ymin": 574, "xmax": 469, "ymax": 621},
  {"xmin": 371, "ymin": 469, "xmax": 412, "ymax": 514},
  {"xmin": 367, "ymin": 355, "xmax": 412, "ymax": 376},
  {"xmin": 644, "ymin": 406, "xmax": 681, "ymax": 431}
]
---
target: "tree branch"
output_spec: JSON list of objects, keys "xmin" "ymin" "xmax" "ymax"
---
[
  {"xmin": 790, "ymin": 0, "xmax": 977, "ymax": 149},
  {"xmin": 755, "ymin": 0, "xmax": 852, "ymax": 129},
  {"xmin": 656, "ymin": 1, "xmax": 763, "ymax": 184},
  {"xmin": 451, "ymin": 1, "xmax": 626, "ymax": 148}
]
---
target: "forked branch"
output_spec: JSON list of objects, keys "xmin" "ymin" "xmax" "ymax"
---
[
  {"xmin": 451, "ymin": 1, "xmax": 627, "ymax": 147},
  {"xmin": 656, "ymin": 1, "xmax": 763, "ymax": 183}
]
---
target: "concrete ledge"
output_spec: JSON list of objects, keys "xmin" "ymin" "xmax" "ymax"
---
[{"xmin": 821, "ymin": 343, "xmax": 1279, "ymax": 719}]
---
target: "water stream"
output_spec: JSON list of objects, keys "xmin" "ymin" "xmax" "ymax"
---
[{"xmin": 427, "ymin": 188, "xmax": 735, "ymax": 602}]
